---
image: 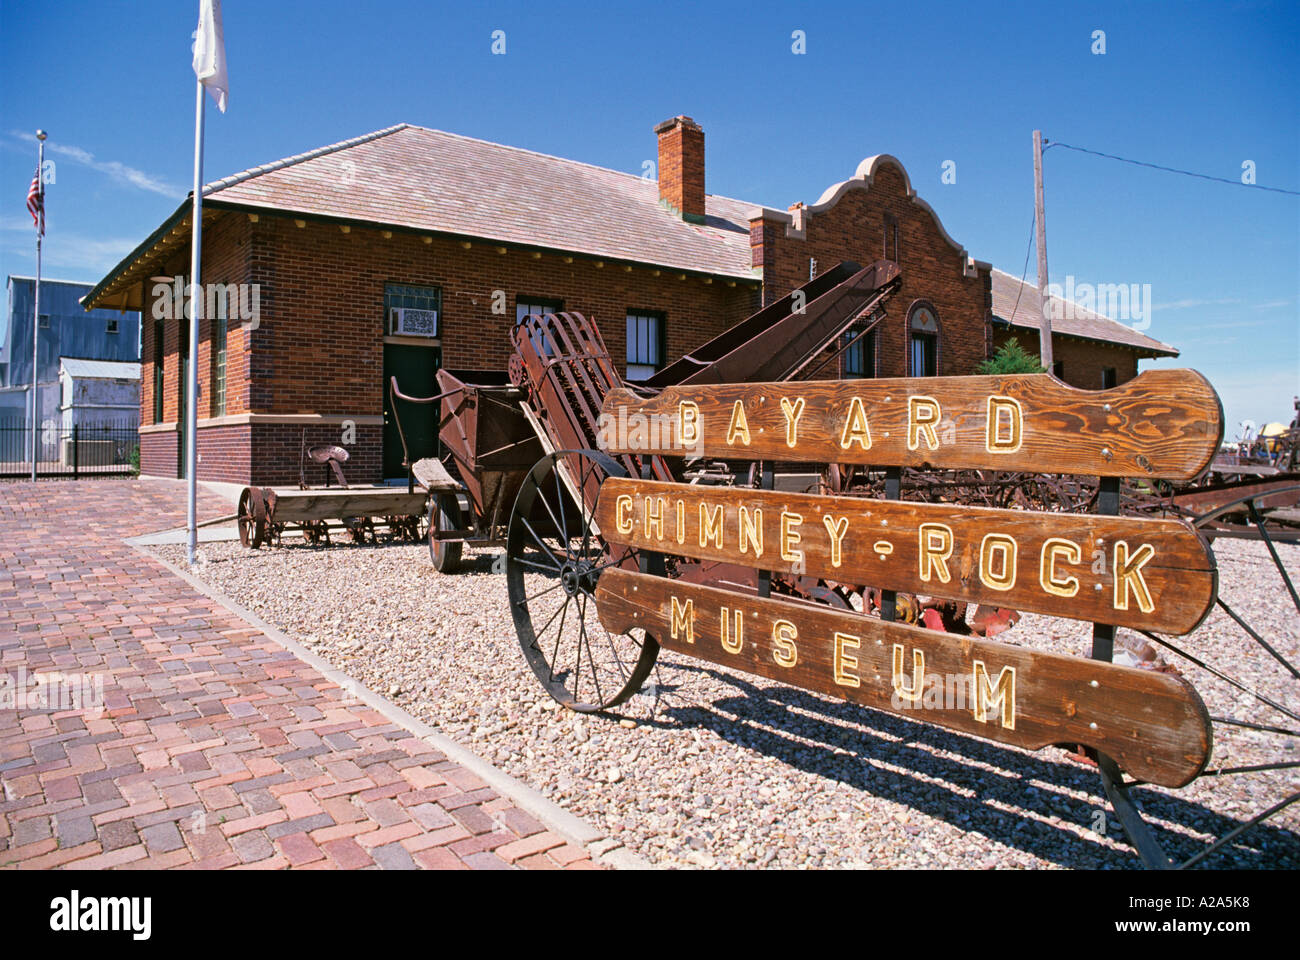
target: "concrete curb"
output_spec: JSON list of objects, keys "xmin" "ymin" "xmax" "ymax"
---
[{"xmin": 128, "ymin": 535, "xmax": 652, "ymax": 871}]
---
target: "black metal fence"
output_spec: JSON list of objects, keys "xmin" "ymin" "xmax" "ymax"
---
[{"xmin": 0, "ymin": 418, "xmax": 139, "ymax": 479}]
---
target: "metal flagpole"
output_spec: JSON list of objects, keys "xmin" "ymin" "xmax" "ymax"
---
[
  {"xmin": 187, "ymin": 81, "xmax": 204, "ymax": 565},
  {"xmin": 31, "ymin": 130, "xmax": 46, "ymax": 482}
]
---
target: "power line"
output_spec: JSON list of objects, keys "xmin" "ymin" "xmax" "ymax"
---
[
  {"xmin": 1008, "ymin": 213, "xmax": 1037, "ymax": 325},
  {"xmin": 1046, "ymin": 140, "xmax": 1300, "ymax": 196}
]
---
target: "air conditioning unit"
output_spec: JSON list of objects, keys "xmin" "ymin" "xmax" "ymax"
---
[{"xmin": 390, "ymin": 307, "xmax": 438, "ymax": 338}]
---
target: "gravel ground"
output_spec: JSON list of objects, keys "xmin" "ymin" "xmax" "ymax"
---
[{"xmin": 154, "ymin": 533, "xmax": 1300, "ymax": 869}]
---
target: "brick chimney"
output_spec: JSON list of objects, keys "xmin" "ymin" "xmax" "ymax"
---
[{"xmin": 655, "ymin": 116, "xmax": 705, "ymax": 223}]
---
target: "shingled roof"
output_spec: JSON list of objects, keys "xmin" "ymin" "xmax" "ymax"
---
[
  {"xmin": 205, "ymin": 123, "xmax": 757, "ymax": 278},
  {"xmin": 990, "ymin": 267, "xmax": 1178, "ymax": 358},
  {"xmin": 82, "ymin": 124, "xmax": 1179, "ymax": 359}
]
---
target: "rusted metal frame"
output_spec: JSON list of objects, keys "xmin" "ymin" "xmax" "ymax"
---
[
  {"xmin": 1211, "ymin": 715, "xmax": 1300, "ymax": 738},
  {"xmin": 552, "ymin": 314, "xmax": 622, "ymax": 455},
  {"xmin": 547, "ymin": 358, "xmax": 619, "ymax": 506},
  {"xmin": 785, "ymin": 286, "xmax": 896, "ymax": 382},
  {"xmin": 533, "ymin": 315, "xmax": 605, "ymax": 450},
  {"xmin": 1089, "ymin": 474, "xmax": 1173, "ymax": 869},
  {"xmin": 661, "ymin": 261, "xmax": 901, "ymax": 387},
  {"xmin": 1201, "ymin": 761, "xmax": 1300, "ymax": 777},
  {"xmin": 1178, "ymin": 792, "xmax": 1300, "ymax": 870},
  {"xmin": 390, "ymin": 376, "xmax": 467, "ymax": 407},
  {"xmin": 524, "ymin": 336, "xmax": 594, "ymax": 468},
  {"xmin": 1181, "ymin": 479, "xmax": 1300, "ymax": 518},
  {"xmin": 389, "ymin": 375, "xmax": 467, "ymax": 491},
  {"xmin": 1138, "ymin": 629, "xmax": 1300, "ymax": 725},
  {"xmin": 803, "ymin": 306, "xmax": 887, "ymax": 381},
  {"xmin": 639, "ymin": 460, "xmax": 664, "ymax": 579},
  {"xmin": 1247, "ymin": 499, "xmax": 1300, "ymax": 613},
  {"xmin": 556, "ymin": 310, "xmax": 676, "ymax": 485},
  {"xmin": 643, "ymin": 261, "xmax": 863, "ymax": 388},
  {"xmin": 879, "ymin": 467, "xmax": 901, "ymax": 622},
  {"xmin": 757, "ymin": 464, "xmax": 774, "ymax": 599},
  {"xmin": 531, "ymin": 311, "xmax": 670, "ymax": 488},
  {"xmin": 696, "ymin": 263, "xmax": 900, "ymax": 386},
  {"xmin": 1215, "ymin": 598, "xmax": 1300, "ymax": 681}
]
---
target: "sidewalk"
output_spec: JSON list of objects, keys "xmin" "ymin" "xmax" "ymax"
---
[{"xmin": 0, "ymin": 479, "xmax": 603, "ymax": 870}]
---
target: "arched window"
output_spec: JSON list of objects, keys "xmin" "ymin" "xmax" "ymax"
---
[{"xmin": 909, "ymin": 303, "xmax": 939, "ymax": 376}]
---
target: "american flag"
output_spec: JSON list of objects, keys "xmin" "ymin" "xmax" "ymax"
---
[{"xmin": 26, "ymin": 166, "xmax": 44, "ymax": 236}]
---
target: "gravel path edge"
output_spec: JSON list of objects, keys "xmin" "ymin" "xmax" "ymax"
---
[{"xmin": 127, "ymin": 533, "xmax": 652, "ymax": 871}]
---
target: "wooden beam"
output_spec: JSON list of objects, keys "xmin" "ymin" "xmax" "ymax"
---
[
  {"xmin": 595, "ymin": 478, "xmax": 1217, "ymax": 635},
  {"xmin": 595, "ymin": 569, "xmax": 1211, "ymax": 788},
  {"xmin": 600, "ymin": 369, "xmax": 1223, "ymax": 481}
]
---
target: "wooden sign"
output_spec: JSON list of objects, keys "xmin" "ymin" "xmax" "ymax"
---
[
  {"xmin": 595, "ymin": 569, "xmax": 1211, "ymax": 787},
  {"xmin": 595, "ymin": 479, "xmax": 1217, "ymax": 635},
  {"xmin": 599, "ymin": 369, "xmax": 1223, "ymax": 481}
]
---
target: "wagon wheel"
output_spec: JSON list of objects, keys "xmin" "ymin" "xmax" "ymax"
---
[
  {"xmin": 428, "ymin": 493, "xmax": 463, "ymax": 573},
  {"xmin": 1096, "ymin": 486, "xmax": 1300, "ymax": 869},
  {"xmin": 237, "ymin": 487, "xmax": 268, "ymax": 549},
  {"xmin": 506, "ymin": 450, "xmax": 660, "ymax": 712}
]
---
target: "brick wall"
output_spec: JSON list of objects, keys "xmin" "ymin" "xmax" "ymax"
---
[
  {"xmin": 655, "ymin": 116, "xmax": 706, "ymax": 222},
  {"xmin": 140, "ymin": 208, "xmax": 758, "ymax": 483},
  {"xmin": 752, "ymin": 159, "xmax": 993, "ymax": 379},
  {"xmin": 998, "ymin": 327, "xmax": 1140, "ymax": 389},
  {"xmin": 238, "ymin": 213, "xmax": 755, "ymax": 416},
  {"xmin": 142, "ymin": 213, "xmax": 253, "ymax": 428},
  {"xmin": 140, "ymin": 430, "xmax": 178, "ymax": 479},
  {"xmin": 194, "ymin": 423, "xmax": 251, "ymax": 484},
  {"xmin": 249, "ymin": 422, "xmax": 383, "ymax": 487}
]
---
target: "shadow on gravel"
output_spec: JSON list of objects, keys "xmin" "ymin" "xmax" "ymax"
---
[{"xmin": 634, "ymin": 661, "xmax": 1300, "ymax": 870}]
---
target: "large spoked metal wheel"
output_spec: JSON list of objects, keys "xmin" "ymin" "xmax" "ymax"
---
[
  {"xmin": 506, "ymin": 449, "xmax": 659, "ymax": 712},
  {"xmin": 1098, "ymin": 487, "xmax": 1300, "ymax": 868},
  {"xmin": 237, "ymin": 487, "xmax": 268, "ymax": 549},
  {"xmin": 428, "ymin": 493, "xmax": 463, "ymax": 573}
]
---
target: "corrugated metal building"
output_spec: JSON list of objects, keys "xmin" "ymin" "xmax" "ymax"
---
[{"xmin": 1, "ymin": 276, "xmax": 141, "ymax": 423}]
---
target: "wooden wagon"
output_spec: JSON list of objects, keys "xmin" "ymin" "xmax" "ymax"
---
[
  {"xmin": 236, "ymin": 434, "xmax": 430, "ymax": 549},
  {"xmin": 390, "ymin": 368, "xmax": 544, "ymax": 572}
]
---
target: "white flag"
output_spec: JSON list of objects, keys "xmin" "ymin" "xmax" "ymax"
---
[{"xmin": 192, "ymin": 0, "xmax": 228, "ymax": 113}]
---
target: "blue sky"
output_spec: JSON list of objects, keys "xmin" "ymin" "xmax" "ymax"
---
[{"xmin": 1, "ymin": 0, "xmax": 1295, "ymax": 433}]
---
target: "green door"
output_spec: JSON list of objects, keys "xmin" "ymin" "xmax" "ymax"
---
[{"xmin": 383, "ymin": 343, "xmax": 441, "ymax": 480}]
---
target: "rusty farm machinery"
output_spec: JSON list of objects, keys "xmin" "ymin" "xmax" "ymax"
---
[{"xmin": 385, "ymin": 259, "xmax": 1297, "ymax": 868}]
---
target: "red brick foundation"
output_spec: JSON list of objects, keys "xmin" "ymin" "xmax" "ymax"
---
[{"xmin": 140, "ymin": 429, "xmax": 179, "ymax": 479}]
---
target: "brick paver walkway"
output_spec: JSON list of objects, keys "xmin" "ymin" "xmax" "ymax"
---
[{"xmin": 0, "ymin": 480, "xmax": 595, "ymax": 870}]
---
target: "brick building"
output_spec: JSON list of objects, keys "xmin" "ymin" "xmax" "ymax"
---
[{"xmin": 84, "ymin": 117, "xmax": 1176, "ymax": 484}]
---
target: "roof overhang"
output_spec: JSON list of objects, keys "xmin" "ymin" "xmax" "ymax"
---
[
  {"xmin": 83, "ymin": 198, "xmax": 760, "ymax": 314},
  {"xmin": 81, "ymin": 200, "xmax": 222, "ymax": 313},
  {"xmin": 991, "ymin": 316, "xmax": 1180, "ymax": 359}
]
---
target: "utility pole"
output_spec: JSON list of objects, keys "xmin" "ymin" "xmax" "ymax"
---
[{"xmin": 1033, "ymin": 130, "xmax": 1054, "ymax": 370}]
